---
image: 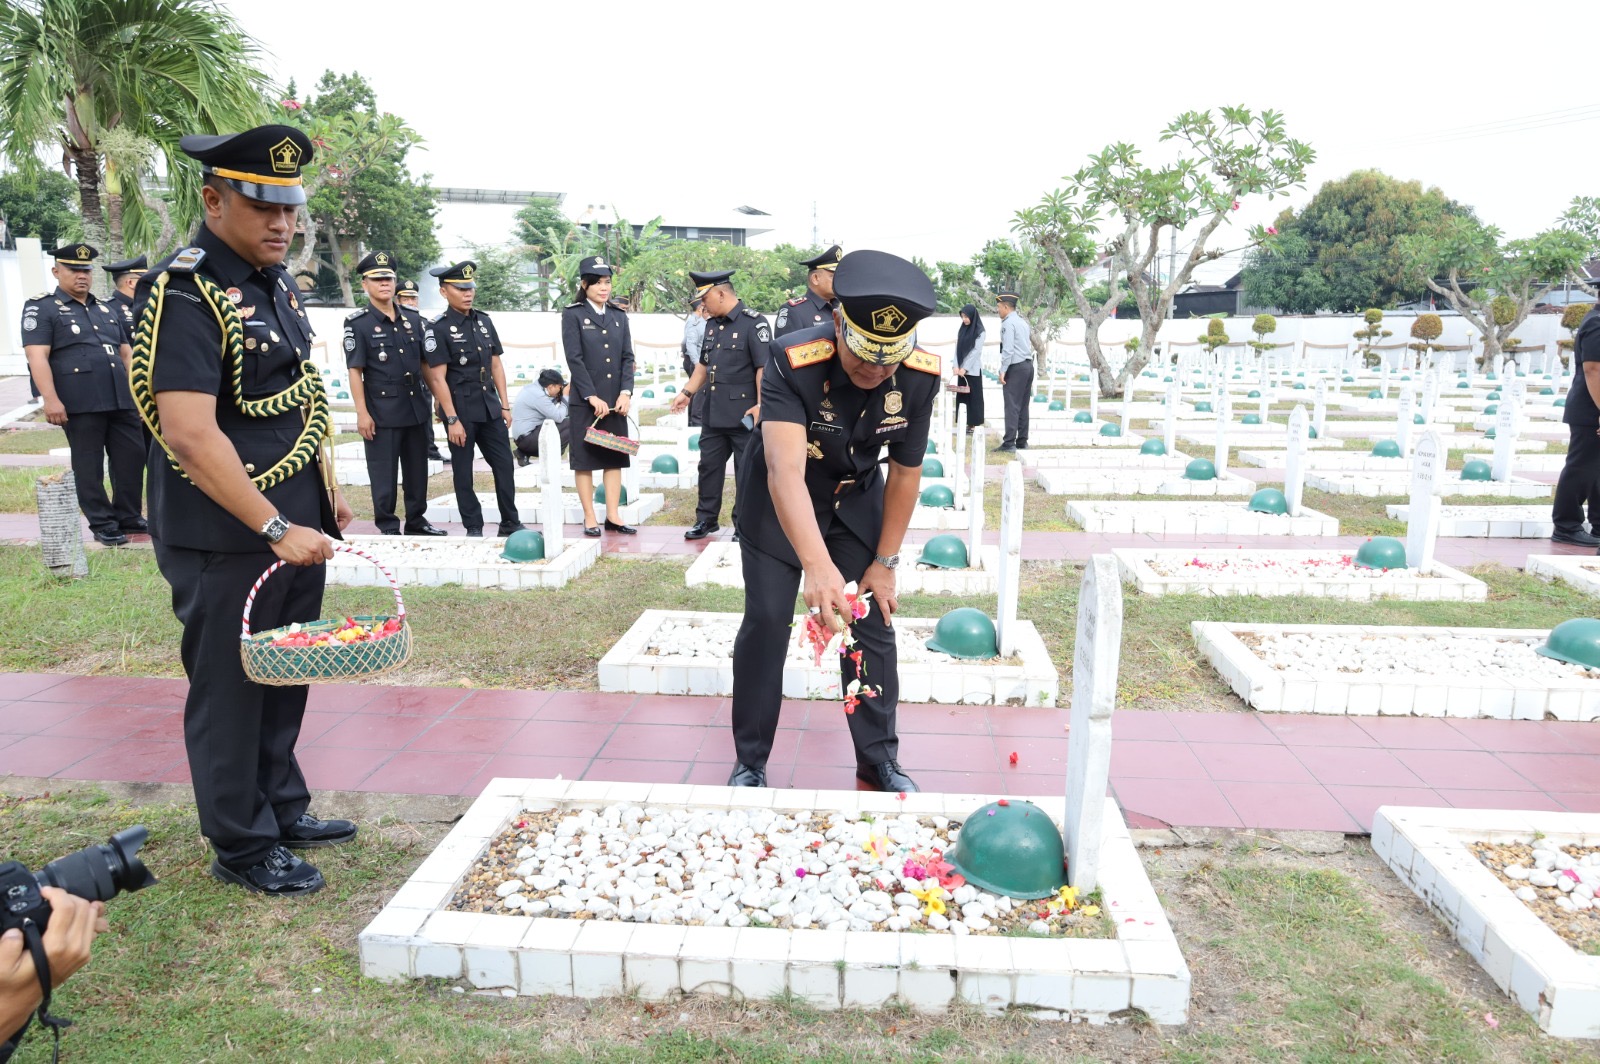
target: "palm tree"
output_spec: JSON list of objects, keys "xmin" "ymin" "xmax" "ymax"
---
[{"xmin": 0, "ymin": 0, "xmax": 271, "ymax": 263}]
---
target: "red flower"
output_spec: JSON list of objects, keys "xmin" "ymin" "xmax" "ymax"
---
[
  {"xmin": 1008, "ymin": 751, "xmax": 1019, "ymax": 766},
  {"xmin": 279, "ymin": 98, "xmax": 302, "ymax": 111},
  {"xmin": 997, "ymin": 799, "xmax": 1010, "ymax": 807}
]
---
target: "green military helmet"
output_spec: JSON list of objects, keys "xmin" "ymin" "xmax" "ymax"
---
[
  {"xmin": 925, "ymin": 607, "xmax": 997, "ymax": 659},
  {"xmin": 1242, "ymin": 413, "xmax": 1262, "ymax": 425},
  {"xmin": 1555, "ymin": 398, "xmax": 1567, "ymax": 407},
  {"xmin": 1367, "ymin": 389, "xmax": 1382, "ymax": 399},
  {"xmin": 1536, "ymin": 619, "xmax": 1600, "ymax": 670},
  {"xmin": 1483, "ymin": 403, "xmax": 1498, "ymax": 415},
  {"xmin": 1073, "ymin": 410, "xmax": 1093, "ymax": 423},
  {"xmin": 1486, "ymin": 390, "xmax": 1501, "ymax": 401},
  {"xmin": 1294, "ymin": 382, "xmax": 1306, "ymax": 390},
  {"xmin": 1460, "ymin": 458, "xmax": 1492, "ymax": 481},
  {"xmin": 919, "ymin": 484, "xmax": 956, "ymax": 508},
  {"xmin": 1486, "ymin": 372, "xmax": 1497, "ymax": 380},
  {"xmin": 1484, "ymin": 427, "xmax": 1496, "ymax": 439},
  {"xmin": 1401, "ymin": 374, "xmax": 1412, "ymax": 381},
  {"xmin": 1353, "ymin": 536, "xmax": 1408, "ymax": 570},
  {"xmin": 336, "ymin": 391, "xmax": 350, "ymax": 400},
  {"xmin": 946, "ymin": 799, "xmax": 1066, "ymax": 900},
  {"xmin": 1308, "ymin": 425, "xmax": 1319, "ymax": 439},
  {"xmin": 1247, "ymin": 487, "xmax": 1289, "ymax": 514},
  {"xmin": 1048, "ymin": 399, "xmax": 1066, "ymax": 411},
  {"xmin": 1184, "ymin": 458, "xmax": 1217, "ymax": 481},
  {"xmin": 918, "ymin": 534, "xmax": 969, "ymax": 570},
  {"xmin": 922, "ymin": 457, "xmax": 945, "ymax": 478},
  {"xmin": 1099, "ymin": 423, "xmax": 1121, "ymax": 436},
  {"xmin": 687, "ymin": 433, "xmax": 701, "ymax": 452},
  {"xmin": 594, "ymin": 484, "xmax": 629, "ymax": 504},
  {"xmin": 641, "ymin": 388, "xmax": 655, "ymax": 399},
  {"xmin": 1296, "ymin": 371, "xmax": 1305, "ymax": 377},
  {"xmin": 1413, "ymin": 413, "xmax": 1426, "ymax": 424},
  {"xmin": 1194, "ymin": 400, "xmax": 1213, "ymax": 413},
  {"xmin": 500, "ymin": 529, "xmax": 545, "ymax": 563},
  {"xmin": 1139, "ymin": 439, "xmax": 1167, "ymax": 456},
  {"xmin": 1032, "ymin": 393, "xmax": 1048, "ymax": 404},
  {"xmin": 1371, "ymin": 439, "xmax": 1402, "ymax": 458},
  {"xmin": 1077, "ymin": 373, "xmax": 1090, "ymax": 382},
  {"xmin": 1162, "ymin": 375, "xmax": 1173, "ymax": 382},
  {"xmin": 1343, "ymin": 375, "xmax": 1355, "ymax": 383},
  {"xmin": 1456, "ymin": 380, "xmax": 1471, "ymax": 389},
  {"xmin": 663, "ymin": 384, "xmax": 677, "ymax": 394},
  {"xmin": 926, "ymin": 439, "xmax": 938, "ymax": 454},
  {"xmin": 1541, "ymin": 386, "xmax": 1555, "ymax": 395},
  {"xmin": 650, "ymin": 454, "xmax": 679, "ymax": 474}
]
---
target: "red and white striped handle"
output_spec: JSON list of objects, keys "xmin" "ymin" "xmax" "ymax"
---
[{"xmin": 240, "ymin": 543, "xmax": 406, "ymax": 641}]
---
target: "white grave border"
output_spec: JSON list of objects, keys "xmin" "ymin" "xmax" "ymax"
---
[
  {"xmin": 1113, "ymin": 549, "xmax": 1486, "ymax": 601},
  {"xmin": 1526, "ymin": 554, "xmax": 1600, "ymax": 598}
]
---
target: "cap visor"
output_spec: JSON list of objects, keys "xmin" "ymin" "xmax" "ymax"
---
[
  {"xmin": 225, "ymin": 178, "xmax": 306, "ymax": 206},
  {"xmin": 364, "ymin": 272, "xmax": 396, "ymax": 280},
  {"xmin": 446, "ymin": 281, "xmax": 475, "ymax": 290},
  {"xmin": 60, "ymin": 263, "xmax": 94, "ymax": 271}
]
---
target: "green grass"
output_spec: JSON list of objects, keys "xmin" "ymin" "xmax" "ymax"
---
[{"xmin": 0, "ymin": 426, "xmax": 68, "ymax": 454}]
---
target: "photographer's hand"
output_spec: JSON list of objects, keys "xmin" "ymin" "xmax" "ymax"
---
[{"xmin": 0, "ymin": 888, "xmax": 107, "ymax": 1035}]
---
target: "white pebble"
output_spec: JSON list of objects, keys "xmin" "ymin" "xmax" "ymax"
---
[
  {"xmin": 1503, "ymin": 865, "xmax": 1530, "ymax": 881},
  {"xmin": 494, "ymin": 880, "xmax": 525, "ymax": 898},
  {"xmin": 1514, "ymin": 886, "xmax": 1537, "ymax": 902},
  {"xmin": 501, "ymin": 893, "xmax": 526, "ymax": 910},
  {"xmin": 516, "ymin": 845, "xmax": 535, "ymax": 860},
  {"xmin": 1027, "ymin": 920, "xmax": 1050, "ymax": 935},
  {"xmin": 1528, "ymin": 870, "xmax": 1559, "ymax": 888}
]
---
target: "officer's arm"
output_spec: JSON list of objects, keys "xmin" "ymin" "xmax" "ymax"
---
[
  {"xmin": 23, "ymin": 344, "xmax": 59, "ymax": 405},
  {"xmin": 763, "ymin": 421, "xmax": 832, "ymax": 570},
  {"xmin": 421, "ymin": 324, "xmax": 457, "ymax": 419},
  {"xmin": 1583, "ymin": 360, "xmax": 1600, "ymax": 413},
  {"xmin": 119, "ymin": 341, "xmax": 133, "ymax": 374},
  {"xmin": 492, "ymin": 356, "xmax": 512, "ymax": 419},
  {"xmin": 561, "ymin": 312, "xmax": 597, "ymax": 401},
  {"xmin": 157, "ymin": 390, "xmax": 282, "ymax": 533}
]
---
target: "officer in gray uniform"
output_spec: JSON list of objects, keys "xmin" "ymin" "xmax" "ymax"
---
[
  {"xmin": 727, "ymin": 250, "xmax": 938, "ymax": 792},
  {"xmin": 774, "ymin": 244, "xmax": 840, "ymax": 338},
  {"xmin": 422, "ymin": 260, "xmax": 522, "ymax": 538},
  {"xmin": 22, "ymin": 244, "xmax": 145, "ymax": 545},
  {"xmin": 670, "ymin": 269, "xmax": 768, "ymax": 540},
  {"xmin": 344, "ymin": 251, "xmax": 445, "ymax": 536}
]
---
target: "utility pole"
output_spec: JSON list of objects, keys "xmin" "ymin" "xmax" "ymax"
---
[
  {"xmin": 1167, "ymin": 228, "xmax": 1178, "ymax": 320},
  {"xmin": 812, "ymin": 201, "xmax": 818, "ymax": 248}
]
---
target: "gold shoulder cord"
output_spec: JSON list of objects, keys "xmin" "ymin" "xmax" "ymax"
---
[{"xmin": 130, "ymin": 271, "xmax": 330, "ymax": 491}]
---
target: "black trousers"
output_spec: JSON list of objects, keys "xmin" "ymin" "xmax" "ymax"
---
[
  {"xmin": 515, "ymin": 418, "xmax": 571, "ymax": 457},
  {"xmin": 1552, "ymin": 423, "xmax": 1600, "ymax": 533},
  {"xmin": 694, "ymin": 425, "xmax": 750, "ymax": 526},
  {"xmin": 688, "ymin": 388, "xmax": 707, "ymax": 428},
  {"xmin": 1001, "ymin": 360, "xmax": 1034, "ymax": 447},
  {"xmin": 62, "ymin": 409, "xmax": 144, "ymax": 533},
  {"xmin": 731, "ymin": 528, "xmax": 899, "ymax": 770},
  {"xmin": 955, "ymin": 373, "xmax": 985, "ymax": 428},
  {"xmin": 450, "ymin": 418, "xmax": 519, "ymax": 532},
  {"xmin": 153, "ymin": 541, "xmax": 325, "ymax": 867},
  {"xmin": 365, "ymin": 423, "xmax": 432, "ymax": 534}
]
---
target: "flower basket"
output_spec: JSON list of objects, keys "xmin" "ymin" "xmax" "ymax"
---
[
  {"xmin": 240, "ymin": 544, "xmax": 412, "ymax": 686},
  {"xmin": 584, "ymin": 416, "xmax": 640, "ymax": 456}
]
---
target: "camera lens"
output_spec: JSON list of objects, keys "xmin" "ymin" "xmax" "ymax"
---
[{"xmin": 34, "ymin": 826, "xmax": 158, "ymax": 902}]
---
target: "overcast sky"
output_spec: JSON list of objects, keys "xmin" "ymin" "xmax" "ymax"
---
[{"xmin": 233, "ymin": 0, "xmax": 1597, "ymax": 274}]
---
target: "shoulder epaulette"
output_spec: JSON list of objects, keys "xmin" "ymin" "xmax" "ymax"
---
[
  {"xmin": 345, "ymin": 309, "xmax": 365, "ymax": 322},
  {"xmin": 786, "ymin": 339, "xmax": 834, "ymax": 369},
  {"xmin": 903, "ymin": 347, "xmax": 940, "ymax": 376},
  {"xmin": 785, "ymin": 296, "xmax": 807, "ymax": 306},
  {"xmin": 566, "ymin": 300, "xmax": 585, "ymax": 309},
  {"xmin": 168, "ymin": 247, "xmax": 206, "ymax": 273},
  {"xmin": 28, "ymin": 291, "xmax": 49, "ymax": 301},
  {"xmin": 742, "ymin": 307, "xmax": 762, "ymax": 319}
]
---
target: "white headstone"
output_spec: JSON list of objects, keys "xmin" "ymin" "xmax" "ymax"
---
[
  {"xmin": 1285, "ymin": 405, "xmax": 1308, "ymax": 517},
  {"xmin": 1163, "ymin": 379, "xmax": 1178, "ymax": 454},
  {"xmin": 966, "ymin": 427, "xmax": 986, "ymax": 564},
  {"xmin": 538, "ymin": 420, "xmax": 565, "ymax": 558},
  {"xmin": 1491, "ymin": 404, "xmax": 1519, "ymax": 481},
  {"xmin": 1396, "ymin": 385, "xmax": 1415, "ymax": 455},
  {"xmin": 1508, "ymin": 376, "xmax": 1528, "ymax": 408},
  {"xmin": 1380, "ymin": 362, "xmax": 1391, "ymax": 398},
  {"xmin": 1405, "ymin": 430, "xmax": 1443, "ymax": 569},
  {"xmin": 1257, "ymin": 388, "xmax": 1269, "ymax": 424},
  {"xmin": 1120, "ymin": 376, "xmax": 1133, "ymax": 437},
  {"xmin": 1213, "ymin": 410, "xmax": 1229, "ymax": 477},
  {"xmin": 1065, "ymin": 554, "xmax": 1120, "ymax": 894},
  {"xmin": 994, "ymin": 462, "xmax": 1024, "ymax": 657},
  {"xmin": 1313, "ymin": 379, "xmax": 1328, "ymax": 438},
  {"xmin": 1421, "ymin": 371, "xmax": 1440, "ymax": 425},
  {"xmin": 1088, "ymin": 380, "xmax": 1100, "ymax": 424},
  {"xmin": 953, "ymin": 404, "xmax": 968, "ymax": 511}
]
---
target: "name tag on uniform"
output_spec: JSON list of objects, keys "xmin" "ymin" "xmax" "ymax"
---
[
  {"xmin": 809, "ymin": 421, "xmax": 842, "ymax": 437},
  {"xmin": 875, "ymin": 416, "xmax": 909, "ymax": 435}
]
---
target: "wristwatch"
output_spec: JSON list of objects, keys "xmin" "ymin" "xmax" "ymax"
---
[
  {"xmin": 874, "ymin": 552, "xmax": 900, "ymax": 570},
  {"xmin": 259, "ymin": 513, "xmax": 290, "ymax": 543},
  {"xmin": 443, "ymin": 414, "xmax": 460, "ymax": 426}
]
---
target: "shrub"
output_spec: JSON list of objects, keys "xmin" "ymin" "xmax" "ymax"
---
[{"xmin": 1354, "ymin": 308, "xmax": 1393, "ymax": 368}]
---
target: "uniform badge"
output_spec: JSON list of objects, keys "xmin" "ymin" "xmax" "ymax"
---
[
  {"xmin": 786, "ymin": 339, "xmax": 834, "ymax": 370},
  {"xmin": 378, "ymin": 350, "xmax": 388, "ymax": 363},
  {"xmin": 70, "ymin": 323, "xmax": 80, "ymax": 335},
  {"xmin": 755, "ymin": 322, "xmax": 770, "ymax": 344},
  {"xmin": 402, "ymin": 319, "xmax": 412, "ymax": 330},
  {"xmin": 806, "ymin": 440, "xmax": 824, "ymax": 460},
  {"xmin": 246, "ymin": 337, "xmax": 258, "ymax": 351},
  {"xmin": 450, "ymin": 325, "xmax": 460, "ymax": 334},
  {"xmin": 225, "ymin": 287, "xmax": 243, "ymax": 304},
  {"xmin": 22, "ymin": 315, "xmax": 37, "ymax": 332},
  {"xmin": 884, "ymin": 391, "xmax": 903, "ymax": 415},
  {"xmin": 776, "ymin": 307, "xmax": 788, "ymax": 328},
  {"xmin": 238, "ymin": 305, "xmax": 255, "ymax": 318},
  {"xmin": 814, "ymin": 314, "xmax": 823, "ymax": 322},
  {"xmin": 269, "ymin": 331, "xmax": 280, "ymax": 343},
  {"xmin": 289, "ymin": 296, "xmax": 299, "ymax": 310},
  {"xmin": 459, "ymin": 356, "xmax": 469, "ymax": 366},
  {"xmin": 343, "ymin": 333, "xmax": 356, "ymax": 353},
  {"xmin": 424, "ymin": 333, "xmax": 437, "ymax": 354},
  {"xmin": 99, "ymin": 304, "xmax": 110, "ymax": 314},
  {"xmin": 821, "ymin": 410, "xmax": 835, "ymax": 422}
]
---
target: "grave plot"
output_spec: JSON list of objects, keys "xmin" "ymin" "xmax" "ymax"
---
[
  {"xmin": 326, "ymin": 533, "xmax": 603, "ymax": 590},
  {"xmin": 1022, "ymin": 430, "xmax": 1147, "ymax": 449},
  {"xmin": 1192, "ymin": 622, "xmax": 1600, "ymax": 720},
  {"xmin": 1238, "ymin": 450, "xmax": 1411, "ymax": 472},
  {"xmin": 1176, "ymin": 430, "xmax": 1338, "ymax": 449},
  {"xmin": 1036, "ymin": 468, "xmax": 1256, "ymax": 497},
  {"xmin": 685, "ymin": 541, "xmax": 1003, "ymax": 595},
  {"xmin": 1067, "ymin": 500, "xmax": 1338, "ymax": 536},
  {"xmin": 1526, "ymin": 555, "xmax": 1600, "ymax": 597},
  {"xmin": 1018, "ymin": 448, "xmax": 1191, "ymax": 469},
  {"xmin": 597, "ymin": 609, "xmax": 1058, "ymax": 705},
  {"xmin": 1306, "ymin": 472, "xmax": 1551, "ymax": 499},
  {"xmin": 427, "ymin": 491, "xmax": 665, "ymax": 527},
  {"xmin": 329, "ymin": 442, "xmax": 443, "ymax": 487},
  {"xmin": 1386, "ymin": 505, "xmax": 1555, "ymax": 538},
  {"xmin": 1112, "ymin": 549, "xmax": 1486, "ymax": 601},
  {"xmin": 1373, "ymin": 807, "xmax": 1600, "ymax": 1039},
  {"xmin": 513, "ymin": 464, "xmax": 580, "ymax": 489}
]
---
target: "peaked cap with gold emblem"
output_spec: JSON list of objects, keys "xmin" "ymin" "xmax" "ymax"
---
[
  {"xmin": 429, "ymin": 260, "xmax": 477, "ymax": 287},
  {"xmin": 832, "ymin": 250, "xmax": 936, "ymax": 366},
  {"xmin": 357, "ymin": 251, "xmax": 397, "ymax": 279},
  {"xmin": 179, "ymin": 123, "xmax": 313, "ymax": 206},
  {"xmin": 578, "ymin": 255, "xmax": 614, "ymax": 279},
  {"xmin": 798, "ymin": 244, "xmax": 842, "ymax": 272},
  {"xmin": 102, "ymin": 254, "xmax": 147, "ymax": 278},
  {"xmin": 49, "ymin": 243, "xmax": 99, "ymax": 271}
]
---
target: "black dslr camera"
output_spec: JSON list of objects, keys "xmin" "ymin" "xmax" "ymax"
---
[{"xmin": 1, "ymin": 827, "xmax": 156, "ymax": 1063}]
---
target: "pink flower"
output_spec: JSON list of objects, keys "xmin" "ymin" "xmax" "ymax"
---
[
  {"xmin": 280, "ymin": 98, "xmax": 302, "ymax": 111},
  {"xmin": 1266, "ymin": 226, "xmax": 1278, "ymax": 235},
  {"xmin": 794, "ymin": 867, "xmax": 807, "ymax": 878},
  {"xmin": 1231, "ymin": 200, "xmax": 1240, "ymax": 211}
]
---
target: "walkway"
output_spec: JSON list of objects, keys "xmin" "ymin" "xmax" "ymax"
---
[{"xmin": 2, "ymin": 674, "xmax": 1595, "ymax": 834}]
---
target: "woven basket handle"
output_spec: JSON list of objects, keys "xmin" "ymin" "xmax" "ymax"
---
[{"xmin": 240, "ymin": 543, "xmax": 406, "ymax": 641}]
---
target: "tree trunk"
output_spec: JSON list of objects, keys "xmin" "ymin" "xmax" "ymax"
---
[
  {"xmin": 323, "ymin": 223, "xmax": 354, "ymax": 305},
  {"xmin": 288, "ymin": 207, "xmax": 319, "ymax": 276},
  {"xmin": 106, "ymin": 192, "xmax": 124, "ymax": 260},
  {"xmin": 71, "ymin": 146, "xmax": 108, "ymax": 294}
]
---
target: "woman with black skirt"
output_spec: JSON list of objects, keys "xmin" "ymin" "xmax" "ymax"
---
[
  {"xmin": 954, "ymin": 303, "xmax": 986, "ymax": 430},
  {"xmin": 562, "ymin": 256, "xmax": 636, "ymax": 535}
]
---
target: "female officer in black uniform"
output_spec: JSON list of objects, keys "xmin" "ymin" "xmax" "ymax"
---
[{"xmin": 562, "ymin": 256, "xmax": 636, "ymax": 535}]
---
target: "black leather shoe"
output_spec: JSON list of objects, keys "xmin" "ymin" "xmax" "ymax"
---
[
  {"xmin": 732, "ymin": 532, "xmax": 739, "ymax": 543},
  {"xmin": 498, "ymin": 522, "xmax": 526, "ymax": 537},
  {"xmin": 1553, "ymin": 529, "xmax": 1600, "ymax": 546},
  {"xmin": 119, "ymin": 518, "xmax": 149, "ymax": 534},
  {"xmin": 604, "ymin": 519, "xmax": 636, "ymax": 535},
  {"xmin": 583, "ymin": 525, "xmax": 602, "ymax": 537},
  {"xmin": 465, "ymin": 528, "xmax": 484, "ymax": 538},
  {"xmin": 380, "ymin": 529, "xmax": 400, "ymax": 536},
  {"xmin": 93, "ymin": 529, "xmax": 129, "ymax": 547},
  {"xmin": 515, "ymin": 453, "xmax": 532, "ymax": 467},
  {"xmin": 685, "ymin": 521, "xmax": 720, "ymax": 540},
  {"xmin": 210, "ymin": 846, "xmax": 325, "ymax": 896},
  {"xmin": 995, "ymin": 444, "xmax": 1016, "ymax": 454},
  {"xmin": 856, "ymin": 760, "xmax": 919, "ymax": 793},
  {"xmin": 728, "ymin": 762, "xmax": 767, "ymax": 787},
  {"xmin": 406, "ymin": 523, "xmax": 448, "ymax": 537},
  {"xmin": 427, "ymin": 446, "xmax": 447, "ymax": 462},
  {"xmin": 282, "ymin": 813, "xmax": 358, "ymax": 848}
]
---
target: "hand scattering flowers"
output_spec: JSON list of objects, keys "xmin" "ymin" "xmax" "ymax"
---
[
  {"xmin": 798, "ymin": 591, "xmax": 880, "ymax": 714},
  {"xmin": 268, "ymin": 617, "xmax": 401, "ymax": 648}
]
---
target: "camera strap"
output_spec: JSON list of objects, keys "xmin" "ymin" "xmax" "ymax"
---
[{"xmin": 0, "ymin": 919, "xmax": 74, "ymax": 1064}]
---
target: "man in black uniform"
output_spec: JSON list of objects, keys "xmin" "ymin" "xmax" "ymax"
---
[
  {"xmin": 669, "ymin": 269, "xmax": 768, "ymax": 540},
  {"xmin": 22, "ymin": 244, "xmax": 145, "ymax": 545},
  {"xmin": 133, "ymin": 124, "xmax": 355, "ymax": 896},
  {"xmin": 422, "ymin": 260, "xmax": 522, "ymax": 538},
  {"xmin": 774, "ymin": 244, "xmax": 840, "ymax": 338},
  {"xmin": 1552, "ymin": 303, "xmax": 1600, "ymax": 546},
  {"xmin": 104, "ymin": 254, "xmax": 148, "ymax": 335},
  {"xmin": 344, "ymin": 252, "xmax": 445, "ymax": 537},
  {"xmin": 397, "ymin": 278, "xmax": 450, "ymax": 465},
  {"xmin": 396, "ymin": 278, "xmax": 421, "ymax": 310},
  {"xmin": 728, "ymin": 250, "xmax": 939, "ymax": 792}
]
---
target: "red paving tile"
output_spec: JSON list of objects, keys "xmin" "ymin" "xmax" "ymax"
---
[
  {"xmin": 534, "ymin": 691, "xmax": 634, "ymax": 722},
  {"xmin": 1291, "ymin": 746, "xmax": 1426, "ymax": 788},
  {"xmin": 1192, "ymin": 742, "xmax": 1315, "ymax": 784},
  {"xmin": 1355, "ymin": 717, "xmax": 1483, "ymax": 750},
  {"xmin": 1218, "ymin": 780, "xmax": 1360, "ymax": 833},
  {"xmin": 896, "ymin": 705, "xmax": 991, "ymax": 735},
  {"xmin": 357, "ymin": 685, "xmax": 469, "ymax": 717},
  {"xmin": 362, "ymin": 751, "xmax": 491, "ymax": 795},
  {"xmin": 1165, "ymin": 711, "xmax": 1276, "ymax": 745},
  {"xmin": 793, "ymin": 729, "xmax": 860, "ymax": 767},
  {"xmin": 313, "ymin": 713, "xmax": 434, "ymax": 750},
  {"xmin": 599, "ymin": 724, "xmax": 711, "ymax": 762},
  {"xmin": 25, "ymin": 675, "xmax": 127, "ymax": 704},
  {"xmin": 1113, "ymin": 777, "xmax": 1242, "ymax": 829},
  {"xmin": 905, "ymin": 732, "xmax": 1001, "ymax": 772},
  {"xmin": 1004, "ymin": 773, "xmax": 1066, "ymax": 797},
  {"xmin": 295, "ymin": 745, "xmax": 393, "ymax": 790},
  {"xmin": 1323, "ymin": 785, "xmax": 1444, "ymax": 832},
  {"xmin": 1110, "ymin": 740, "xmax": 1209, "ymax": 780},
  {"xmin": 500, "ymin": 719, "xmax": 616, "ymax": 758},
  {"xmin": 306, "ymin": 684, "xmax": 378, "ymax": 714},
  {"xmin": 623, "ymin": 696, "xmax": 722, "ymax": 726},
  {"xmin": 1493, "ymin": 753, "xmax": 1598, "ymax": 793},
  {"xmin": 585, "ymin": 758, "xmax": 693, "ymax": 785},
  {"xmin": 1393, "ymin": 749, "xmax": 1536, "ymax": 791},
  {"xmin": 1445, "ymin": 719, "xmax": 1581, "ymax": 754},
  {"xmin": 1436, "ymin": 789, "xmax": 1569, "ymax": 813},
  {"xmin": 988, "ymin": 708, "xmax": 1070, "ymax": 737},
  {"xmin": 0, "ymin": 674, "xmax": 76, "ymax": 700},
  {"xmin": 462, "ymin": 754, "xmax": 594, "ymax": 795},
  {"xmin": 1111, "ymin": 711, "xmax": 1182, "ymax": 742},
  {"xmin": 1542, "ymin": 722, "xmax": 1600, "ymax": 755},
  {"xmin": 54, "ymin": 740, "xmax": 186, "ymax": 783},
  {"xmin": 407, "ymin": 717, "xmax": 527, "ymax": 754},
  {"xmin": 1257, "ymin": 714, "xmax": 1382, "ymax": 748},
  {"xmin": 1552, "ymin": 792, "xmax": 1600, "ymax": 812},
  {"xmin": 41, "ymin": 704, "xmax": 176, "ymax": 740},
  {"xmin": 0, "ymin": 701, "xmax": 95, "ymax": 734},
  {"xmin": 0, "ymin": 734, "xmax": 113, "ymax": 777},
  {"xmin": 449, "ymin": 689, "xmax": 553, "ymax": 719},
  {"xmin": 295, "ymin": 712, "xmax": 347, "ymax": 746}
]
